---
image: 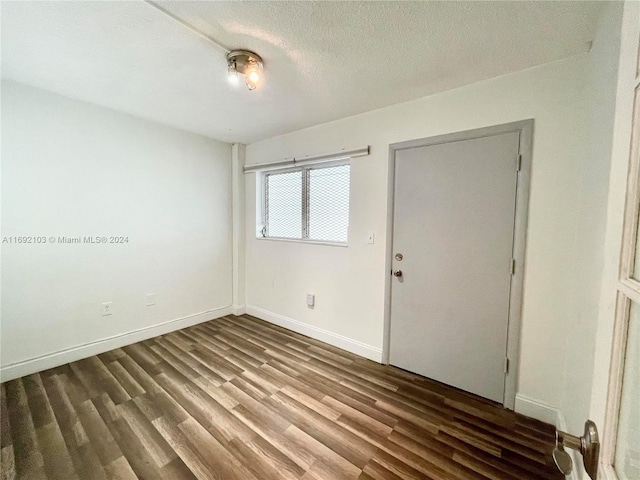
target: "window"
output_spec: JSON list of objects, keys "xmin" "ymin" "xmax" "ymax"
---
[
  {"xmin": 262, "ymin": 163, "xmax": 350, "ymax": 243},
  {"xmin": 614, "ymin": 301, "xmax": 640, "ymax": 480},
  {"xmin": 601, "ymin": 13, "xmax": 640, "ymax": 480}
]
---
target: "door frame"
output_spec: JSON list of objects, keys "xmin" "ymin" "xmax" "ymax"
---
[{"xmin": 382, "ymin": 120, "xmax": 534, "ymax": 410}]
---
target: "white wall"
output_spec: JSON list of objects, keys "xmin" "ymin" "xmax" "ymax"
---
[
  {"xmin": 244, "ymin": 47, "xmax": 614, "ymax": 417},
  {"xmin": 558, "ymin": 0, "xmax": 623, "ymax": 439},
  {"xmin": 1, "ymin": 80, "xmax": 233, "ymax": 379}
]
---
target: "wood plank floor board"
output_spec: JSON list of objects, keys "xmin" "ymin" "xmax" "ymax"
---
[
  {"xmin": 1, "ymin": 314, "xmax": 562, "ymax": 479},
  {"xmin": 114, "ymin": 357, "xmax": 162, "ymax": 397},
  {"xmin": 360, "ymin": 458, "xmax": 407, "ymax": 480},
  {"xmin": 115, "ymin": 401, "xmax": 177, "ymax": 468},
  {"xmin": 151, "ymin": 416, "xmax": 215, "ymax": 480},
  {"xmin": 177, "ymin": 417, "xmax": 259, "ymax": 480},
  {"xmin": 285, "ymin": 425, "xmax": 362, "ymax": 480},
  {"xmin": 219, "ymin": 321, "xmax": 314, "ymax": 363},
  {"xmin": 261, "ymin": 363, "xmax": 328, "ymax": 402},
  {"xmin": 222, "ymin": 352, "xmax": 260, "ymax": 373},
  {"xmin": 445, "ymin": 419, "xmax": 547, "ymax": 465},
  {"xmin": 227, "ymin": 434, "xmax": 305, "ymax": 480},
  {"xmin": 451, "ymin": 451, "xmax": 520, "ymax": 480},
  {"xmin": 211, "ymin": 332, "xmax": 271, "ymax": 365},
  {"xmin": 1, "ymin": 385, "xmax": 11, "ymax": 448},
  {"xmin": 34, "ymin": 421, "xmax": 78, "ymax": 480},
  {"xmin": 159, "ymin": 457, "xmax": 198, "ymax": 480},
  {"xmin": 342, "ymin": 378, "xmax": 455, "ymax": 427},
  {"xmin": 104, "ymin": 362, "xmax": 146, "ymax": 400},
  {"xmin": 450, "ymin": 413, "xmax": 548, "ymax": 455},
  {"xmin": 386, "ymin": 430, "xmax": 485, "ymax": 480},
  {"xmin": 106, "ymin": 416, "xmax": 166, "ymax": 480},
  {"xmin": 120, "ymin": 345, "xmax": 162, "ymax": 377},
  {"xmin": 370, "ymin": 450, "xmax": 438, "ymax": 480},
  {"xmin": 103, "ymin": 456, "xmax": 137, "ymax": 480},
  {"xmin": 22, "ymin": 376, "xmax": 55, "ymax": 430},
  {"xmin": 265, "ymin": 390, "xmax": 378, "ymax": 469},
  {"xmin": 4, "ymin": 380, "xmax": 46, "ymax": 479},
  {"xmin": 40, "ymin": 375, "xmax": 103, "ymax": 479},
  {"xmin": 324, "ymin": 388, "xmax": 400, "ymax": 429},
  {"xmin": 24, "ymin": 375, "xmax": 78, "ymax": 480},
  {"xmin": 75, "ymin": 400, "xmax": 123, "ymax": 467},
  {"xmin": 146, "ymin": 344, "xmax": 203, "ymax": 385},
  {"xmin": 229, "ymin": 405, "xmax": 317, "ymax": 471},
  {"xmin": 276, "ymin": 358, "xmax": 382, "ymax": 407},
  {"xmin": 434, "ymin": 431, "xmax": 549, "ymax": 480}
]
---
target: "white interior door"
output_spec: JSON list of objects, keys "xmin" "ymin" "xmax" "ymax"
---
[{"xmin": 389, "ymin": 132, "xmax": 520, "ymax": 403}]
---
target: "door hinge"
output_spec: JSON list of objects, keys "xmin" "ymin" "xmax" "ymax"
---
[
  {"xmin": 516, "ymin": 154, "xmax": 522, "ymax": 172},
  {"xmin": 510, "ymin": 259, "xmax": 516, "ymax": 275},
  {"xmin": 504, "ymin": 357, "xmax": 509, "ymax": 374}
]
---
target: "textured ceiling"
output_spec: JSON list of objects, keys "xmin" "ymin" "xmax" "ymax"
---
[{"xmin": 1, "ymin": 1, "xmax": 603, "ymax": 144}]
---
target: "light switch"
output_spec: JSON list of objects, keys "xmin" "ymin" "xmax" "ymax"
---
[{"xmin": 367, "ymin": 232, "xmax": 375, "ymax": 244}]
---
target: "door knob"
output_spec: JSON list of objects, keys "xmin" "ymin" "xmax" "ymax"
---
[
  {"xmin": 553, "ymin": 420, "xmax": 600, "ymax": 479},
  {"xmin": 393, "ymin": 270, "xmax": 403, "ymax": 277}
]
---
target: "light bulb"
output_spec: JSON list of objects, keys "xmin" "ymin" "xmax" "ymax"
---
[
  {"xmin": 227, "ymin": 63, "xmax": 239, "ymax": 85},
  {"xmin": 248, "ymin": 70, "xmax": 260, "ymax": 83},
  {"xmin": 244, "ymin": 63, "xmax": 261, "ymax": 90}
]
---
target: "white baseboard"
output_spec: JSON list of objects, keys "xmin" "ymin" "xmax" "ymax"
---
[
  {"xmin": 245, "ymin": 305, "xmax": 383, "ymax": 362},
  {"xmin": 514, "ymin": 393, "xmax": 559, "ymax": 425},
  {"xmin": 0, "ymin": 305, "xmax": 233, "ymax": 382},
  {"xmin": 232, "ymin": 305, "xmax": 246, "ymax": 316}
]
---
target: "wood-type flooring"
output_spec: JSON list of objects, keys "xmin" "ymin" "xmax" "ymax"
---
[{"xmin": 0, "ymin": 314, "xmax": 563, "ymax": 480}]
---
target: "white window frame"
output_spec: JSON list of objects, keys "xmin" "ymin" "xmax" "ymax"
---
[
  {"xmin": 259, "ymin": 159, "xmax": 350, "ymax": 246},
  {"xmin": 601, "ymin": 11, "xmax": 640, "ymax": 479}
]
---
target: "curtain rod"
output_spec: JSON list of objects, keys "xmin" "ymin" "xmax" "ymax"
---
[{"xmin": 243, "ymin": 146, "xmax": 369, "ymax": 173}]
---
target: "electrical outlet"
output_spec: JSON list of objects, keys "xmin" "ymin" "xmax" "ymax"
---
[
  {"xmin": 146, "ymin": 293, "xmax": 156, "ymax": 306},
  {"xmin": 102, "ymin": 302, "xmax": 113, "ymax": 316},
  {"xmin": 306, "ymin": 294, "xmax": 315, "ymax": 307}
]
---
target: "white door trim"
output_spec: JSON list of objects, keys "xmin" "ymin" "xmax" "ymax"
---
[{"xmin": 382, "ymin": 120, "xmax": 534, "ymax": 410}]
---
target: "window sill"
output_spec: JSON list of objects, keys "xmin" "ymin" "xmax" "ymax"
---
[{"xmin": 255, "ymin": 237, "xmax": 348, "ymax": 248}]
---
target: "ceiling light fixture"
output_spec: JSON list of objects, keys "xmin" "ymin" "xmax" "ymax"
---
[
  {"xmin": 227, "ymin": 50, "xmax": 264, "ymax": 91},
  {"xmin": 142, "ymin": 2, "xmax": 265, "ymax": 92}
]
